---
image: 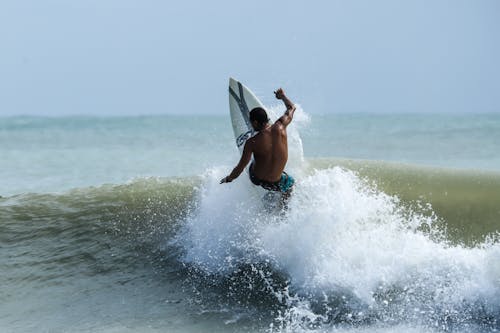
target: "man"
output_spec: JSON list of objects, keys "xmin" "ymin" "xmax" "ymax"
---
[{"xmin": 220, "ymin": 88, "xmax": 296, "ymax": 199}]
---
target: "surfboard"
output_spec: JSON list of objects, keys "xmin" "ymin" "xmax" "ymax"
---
[{"xmin": 228, "ymin": 78, "xmax": 265, "ymax": 153}]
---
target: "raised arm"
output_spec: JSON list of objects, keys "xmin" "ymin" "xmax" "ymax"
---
[
  {"xmin": 275, "ymin": 88, "xmax": 296, "ymax": 127},
  {"xmin": 220, "ymin": 140, "xmax": 253, "ymax": 184}
]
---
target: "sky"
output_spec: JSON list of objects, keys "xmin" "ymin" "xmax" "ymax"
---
[{"xmin": 1, "ymin": 0, "xmax": 499, "ymax": 116}]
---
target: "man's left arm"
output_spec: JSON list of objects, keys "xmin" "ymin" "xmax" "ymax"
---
[
  {"xmin": 275, "ymin": 88, "xmax": 296, "ymax": 127},
  {"xmin": 220, "ymin": 141, "xmax": 253, "ymax": 184}
]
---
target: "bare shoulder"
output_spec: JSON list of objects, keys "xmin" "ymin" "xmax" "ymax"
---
[
  {"xmin": 271, "ymin": 121, "xmax": 286, "ymax": 136},
  {"xmin": 272, "ymin": 121, "xmax": 285, "ymax": 131}
]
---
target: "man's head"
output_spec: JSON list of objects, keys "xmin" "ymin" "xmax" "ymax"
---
[{"xmin": 249, "ymin": 107, "xmax": 269, "ymax": 131}]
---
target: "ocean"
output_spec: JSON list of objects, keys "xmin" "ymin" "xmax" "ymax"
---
[{"xmin": 1, "ymin": 110, "xmax": 500, "ymax": 333}]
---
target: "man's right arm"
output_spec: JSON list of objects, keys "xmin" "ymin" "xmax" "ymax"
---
[
  {"xmin": 220, "ymin": 139, "xmax": 253, "ymax": 184},
  {"xmin": 275, "ymin": 88, "xmax": 296, "ymax": 127}
]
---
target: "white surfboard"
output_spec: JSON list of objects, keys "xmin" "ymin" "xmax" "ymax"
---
[{"xmin": 228, "ymin": 77, "xmax": 265, "ymax": 153}]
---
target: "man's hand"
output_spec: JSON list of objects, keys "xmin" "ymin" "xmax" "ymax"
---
[
  {"xmin": 220, "ymin": 176, "xmax": 232, "ymax": 184},
  {"xmin": 274, "ymin": 88, "xmax": 285, "ymax": 100}
]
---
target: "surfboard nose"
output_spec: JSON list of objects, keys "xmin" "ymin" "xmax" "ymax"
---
[{"xmin": 229, "ymin": 77, "xmax": 240, "ymax": 92}]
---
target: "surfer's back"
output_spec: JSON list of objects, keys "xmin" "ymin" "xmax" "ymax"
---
[{"xmin": 249, "ymin": 122, "xmax": 288, "ymax": 182}]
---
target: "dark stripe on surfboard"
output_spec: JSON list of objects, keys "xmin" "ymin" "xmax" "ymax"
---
[{"xmin": 229, "ymin": 82, "xmax": 251, "ymax": 128}]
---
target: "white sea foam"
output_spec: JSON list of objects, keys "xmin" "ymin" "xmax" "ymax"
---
[
  {"xmin": 179, "ymin": 164, "xmax": 500, "ymax": 330},
  {"xmin": 176, "ymin": 107, "xmax": 500, "ymax": 331}
]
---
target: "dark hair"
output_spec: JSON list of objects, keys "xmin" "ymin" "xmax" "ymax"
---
[{"xmin": 249, "ymin": 107, "xmax": 269, "ymax": 125}]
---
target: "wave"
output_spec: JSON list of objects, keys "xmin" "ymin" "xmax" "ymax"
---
[
  {"xmin": 2, "ymin": 162, "xmax": 500, "ymax": 332},
  {"xmin": 2, "ymin": 158, "xmax": 499, "ymax": 242}
]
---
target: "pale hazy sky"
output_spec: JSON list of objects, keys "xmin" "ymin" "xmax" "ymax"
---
[{"xmin": 1, "ymin": 0, "xmax": 499, "ymax": 116}]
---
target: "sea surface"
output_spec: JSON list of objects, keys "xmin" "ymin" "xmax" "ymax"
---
[{"xmin": 1, "ymin": 111, "xmax": 500, "ymax": 333}]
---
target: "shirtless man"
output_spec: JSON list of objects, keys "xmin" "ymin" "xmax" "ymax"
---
[{"xmin": 220, "ymin": 88, "xmax": 296, "ymax": 198}]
